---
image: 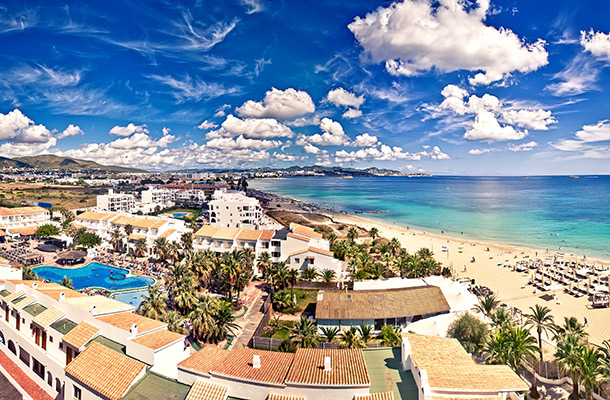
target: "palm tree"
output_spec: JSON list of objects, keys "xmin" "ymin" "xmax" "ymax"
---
[
  {"xmin": 347, "ymin": 227, "xmax": 358, "ymax": 243},
  {"xmin": 554, "ymin": 316, "xmax": 588, "ymax": 341},
  {"xmin": 369, "ymin": 227, "xmax": 379, "ymax": 240},
  {"xmin": 339, "ymin": 326, "xmax": 365, "ymax": 349},
  {"xmin": 165, "ymin": 311, "xmax": 184, "ymax": 334},
  {"xmin": 60, "ymin": 276, "xmax": 73, "ymax": 289},
  {"xmin": 256, "ymin": 251, "xmax": 272, "ymax": 279},
  {"xmin": 320, "ymin": 269, "xmax": 337, "ymax": 283},
  {"xmin": 357, "ymin": 322, "xmax": 373, "ymax": 344},
  {"xmin": 327, "ymin": 233, "xmax": 338, "ymax": 248},
  {"xmin": 301, "ymin": 266, "xmax": 318, "ymax": 281},
  {"xmin": 525, "ymin": 304, "xmax": 555, "ymax": 363},
  {"xmin": 190, "ymin": 295, "xmax": 217, "ymax": 343},
  {"xmin": 287, "ymin": 269, "xmax": 299, "ymax": 298},
  {"xmin": 490, "ymin": 307, "xmax": 512, "ymax": 330},
  {"xmin": 21, "ymin": 266, "xmax": 38, "ymax": 280},
  {"xmin": 351, "ymin": 268, "xmax": 369, "ymax": 280},
  {"xmin": 388, "ymin": 238, "xmax": 401, "ymax": 256},
  {"xmin": 555, "ymin": 333, "xmax": 586, "ymax": 400},
  {"xmin": 475, "ymin": 294, "xmax": 500, "ymax": 319},
  {"xmin": 220, "ymin": 254, "xmax": 241, "ymax": 304},
  {"xmin": 380, "ymin": 325, "xmax": 401, "ymax": 347},
  {"xmin": 139, "ymin": 285, "xmax": 167, "ymax": 320},
  {"xmin": 291, "ymin": 316, "xmax": 319, "ymax": 348},
  {"xmin": 124, "ymin": 224, "xmax": 133, "ymax": 237},
  {"xmin": 134, "ymin": 238, "xmax": 148, "ymax": 257},
  {"xmin": 153, "ymin": 237, "xmax": 169, "ymax": 263},
  {"xmin": 416, "ymin": 247, "xmax": 434, "ymax": 259},
  {"xmin": 577, "ymin": 346, "xmax": 607, "ymax": 399},
  {"xmin": 110, "ymin": 228, "xmax": 124, "ymax": 252},
  {"xmin": 181, "ymin": 232, "xmax": 193, "ymax": 251},
  {"xmin": 213, "ymin": 299, "xmax": 239, "ymax": 343},
  {"xmin": 320, "ymin": 326, "xmax": 339, "ymax": 343},
  {"xmin": 271, "ymin": 262, "xmax": 290, "ymax": 290},
  {"xmin": 272, "ymin": 290, "xmax": 293, "ymax": 311}
]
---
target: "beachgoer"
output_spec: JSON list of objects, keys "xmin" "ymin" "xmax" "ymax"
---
[{"xmin": 584, "ymin": 317, "xmax": 588, "ymax": 327}]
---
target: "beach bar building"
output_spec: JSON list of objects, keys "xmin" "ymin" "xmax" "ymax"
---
[{"xmin": 315, "ymin": 286, "xmax": 450, "ymax": 332}]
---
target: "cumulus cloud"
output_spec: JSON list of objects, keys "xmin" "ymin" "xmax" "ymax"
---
[
  {"xmin": 581, "ymin": 30, "xmax": 610, "ymax": 62},
  {"xmin": 342, "ymin": 108, "xmax": 362, "ymax": 119},
  {"xmin": 352, "ymin": 133, "xmax": 378, "ymax": 147},
  {"xmin": 432, "ymin": 85, "xmax": 555, "ymax": 142},
  {"xmin": 109, "ymin": 123, "xmax": 149, "ymax": 136},
  {"xmin": 196, "ymin": 120, "xmax": 217, "ymax": 130},
  {"xmin": 214, "ymin": 104, "xmax": 231, "ymax": 118},
  {"xmin": 207, "ymin": 114, "xmax": 294, "ymax": 140},
  {"xmin": 348, "ymin": 0, "xmax": 548, "ymax": 85},
  {"xmin": 302, "ymin": 144, "xmax": 326, "ymax": 154},
  {"xmin": 206, "ymin": 135, "xmax": 282, "ymax": 150},
  {"xmin": 57, "ymin": 124, "xmax": 83, "ymax": 139},
  {"xmin": 0, "ymin": 109, "xmax": 56, "ymax": 156},
  {"xmin": 273, "ymin": 152, "xmax": 297, "ymax": 162},
  {"xmin": 552, "ymin": 120, "xmax": 610, "ymax": 157},
  {"xmin": 507, "ymin": 141, "xmax": 538, "ymax": 152},
  {"xmin": 334, "ymin": 144, "xmax": 449, "ymax": 163},
  {"xmin": 236, "ymin": 88, "xmax": 315, "ymax": 120},
  {"xmin": 296, "ymin": 118, "xmax": 350, "ymax": 147},
  {"xmin": 468, "ymin": 148, "xmax": 492, "ymax": 155},
  {"xmin": 108, "ymin": 131, "xmax": 178, "ymax": 150},
  {"xmin": 326, "ymin": 87, "xmax": 365, "ymax": 108}
]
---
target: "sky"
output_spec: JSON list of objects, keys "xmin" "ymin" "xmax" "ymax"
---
[{"xmin": 1, "ymin": 0, "xmax": 610, "ymax": 175}]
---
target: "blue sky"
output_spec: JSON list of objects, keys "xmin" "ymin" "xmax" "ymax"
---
[{"xmin": 1, "ymin": 0, "xmax": 610, "ymax": 174}]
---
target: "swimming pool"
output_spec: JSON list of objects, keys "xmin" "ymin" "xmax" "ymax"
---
[
  {"xmin": 172, "ymin": 212, "xmax": 188, "ymax": 218},
  {"xmin": 112, "ymin": 289, "xmax": 149, "ymax": 307},
  {"xmin": 34, "ymin": 262, "xmax": 155, "ymax": 291}
]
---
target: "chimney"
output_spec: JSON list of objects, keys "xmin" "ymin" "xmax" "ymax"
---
[
  {"xmin": 31, "ymin": 282, "xmax": 38, "ymax": 290},
  {"xmin": 90, "ymin": 304, "xmax": 96, "ymax": 314},
  {"xmin": 59, "ymin": 292, "xmax": 65, "ymax": 300},
  {"xmin": 130, "ymin": 323, "xmax": 138, "ymax": 335},
  {"xmin": 252, "ymin": 354, "xmax": 261, "ymax": 369},
  {"xmin": 324, "ymin": 356, "xmax": 331, "ymax": 371},
  {"xmin": 317, "ymin": 291, "xmax": 324, "ymax": 301}
]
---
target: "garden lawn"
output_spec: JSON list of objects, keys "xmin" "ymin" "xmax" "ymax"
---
[{"xmin": 279, "ymin": 289, "xmax": 317, "ymax": 315}]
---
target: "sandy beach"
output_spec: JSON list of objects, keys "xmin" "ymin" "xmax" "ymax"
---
[{"xmin": 328, "ymin": 211, "xmax": 610, "ymax": 347}]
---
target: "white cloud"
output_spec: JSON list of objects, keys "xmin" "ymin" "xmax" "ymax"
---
[
  {"xmin": 352, "ymin": 133, "xmax": 378, "ymax": 147},
  {"xmin": 432, "ymin": 85, "xmax": 555, "ymax": 141},
  {"xmin": 285, "ymin": 115, "xmax": 321, "ymax": 127},
  {"xmin": 296, "ymin": 118, "xmax": 350, "ymax": 147},
  {"xmin": 0, "ymin": 109, "xmax": 56, "ymax": 156},
  {"xmin": 326, "ymin": 87, "xmax": 365, "ymax": 108},
  {"xmin": 546, "ymin": 54, "xmax": 599, "ymax": 96},
  {"xmin": 207, "ymin": 114, "xmax": 294, "ymax": 140},
  {"xmin": 581, "ymin": 30, "xmax": 610, "ymax": 62},
  {"xmin": 574, "ymin": 120, "xmax": 610, "ymax": 142},
  {"xmin": 241, "ymin": 0, "xmax": 264, "ymax": 14},
  {"xmin": 507, "ymin": 141, "xmax": 537, "ymax": 152},
  {"xmin": 273, "ymin": 152, "xmax": 297, "ymax": 162},
  {"xmin": 57, "ymin": 124, "xmax": 83, "ymax": 139},
  {"xmin": 334, "ymin": 144, "xmax": 449, "ymax": 163},
  {"xmin": 552, "ymin": 120, "xmax": 610, "ymax": 156},
  {"xmin": 342, "ymin": 108, "xmax": 362, "ymax": 119},
  {"xmin": 302, "ymin": 144, "xmax": 325, "ymax": 154},
  {"xmin": 149, "ymin": 74, "xmax": 241, "ymax": 103},
  {"xmin": 468, "ymin": 148, "xmax": 491, "ymax": 155},
  {"xmin": 236, "ymin": 88, "xmax": 315, "ymax": 120},
  {"xmin": 195, "ymin": 120, "xmax": 217, "ymax": 130},
  {"xmin": 206, "ymin": 135, "xmax": 281, "ymax": 150},
  {"xmin": 214, "ymin": 104, "xmax": 231, "ymax": 118},
  {"xmin": 348, "ymin": 0, "xmax": 548, "ymax": 85},
  {"xmin": 109, "ymin": 123, "xmax": 149, "ymax": 136}
]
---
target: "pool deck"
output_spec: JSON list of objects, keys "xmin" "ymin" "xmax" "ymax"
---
[{"xmin": 362, "ymin": 347, "xmax": 418, "ymax": 400}]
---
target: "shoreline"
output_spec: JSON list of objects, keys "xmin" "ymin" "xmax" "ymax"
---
[{"xmin": 255, "ymin": 187, "xmax": 610, "ymax": 346}]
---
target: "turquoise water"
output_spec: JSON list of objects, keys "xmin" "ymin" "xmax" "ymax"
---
[
  {"xmin": 112, "ymin": 289, "xmax": 148, "ymax": 307},
  {"xmin": 172, "ymin": 212, "xmax": 187, "ymax": 218},
  {"xmin": 34, "ymin": 262, "xmax": 155, "ymax": 291},
  {"xmin": 251, "ymin": 176, "xmax": 610, "ymax": 259}
]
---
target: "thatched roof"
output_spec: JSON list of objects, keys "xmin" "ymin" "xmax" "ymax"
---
[
  {"xmin": 315, "ymin": 286, "xmax": 450, "ymax": 320},
  {"xmin": 57, "ymin": 250, "xmax": 86, "ymax": 260}
]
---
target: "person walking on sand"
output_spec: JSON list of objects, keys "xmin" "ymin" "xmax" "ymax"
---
[{"xmin": 584, "ymin": 317, "xmax": 588, "ymax": 327}]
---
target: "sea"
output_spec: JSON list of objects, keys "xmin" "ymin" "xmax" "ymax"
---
[{"xmin": 250, "ymin": 175, "xmax": 610, "ymax": 260}]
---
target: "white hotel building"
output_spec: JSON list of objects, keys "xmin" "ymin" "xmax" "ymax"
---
[
  {"xmin": 208, "ymin": 191, "xmax": 264, "ymax": 229},
  {"xmin": 96, "ymin": 190, "xmax": 136, "ymax": 213}
]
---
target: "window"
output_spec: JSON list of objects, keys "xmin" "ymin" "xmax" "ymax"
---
[
  {"xmin": 73, "ymin": 385, "xmax": 82, "ymax": 400},
  {"xmin": 55, "ymin": 378, "xmax": 61, "ymax": 393},
  {"xmin": 272, "ymin": 252, "xmax": 281, "ymax": 258},
  {"xmin": 59, "ymin": 342, "xmax": 63, "ymax": 349},
  {"xmin": 294, "ymin": 258, "xmax": 300, "ymax": 264},
  {"xmin": 49, "ymin": 336, "xmax": 53, "ymax": 343}
]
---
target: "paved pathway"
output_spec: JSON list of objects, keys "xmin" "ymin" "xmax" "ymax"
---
[
  {"xmin": 0, "ymin": 349, "xmax": 53, "ymax": 400},
  {"xmin": 231, "ymin": 289, "xmax": 268, "ymax": 349}
]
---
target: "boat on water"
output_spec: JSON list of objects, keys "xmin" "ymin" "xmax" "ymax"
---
[
  {"xmin": 340, "ymin": 175, "xmax": 354, "ymax": 179},
  {"xmin": 569, "ymin": 175, "xmax": 580, "ymax": 179}
]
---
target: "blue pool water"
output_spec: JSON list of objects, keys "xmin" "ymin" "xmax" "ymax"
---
[
  {"xmin": 172, "ymin": 212, "xmax": 188, "ymax": 218},
  {"xmin": 34, "ymin": 262, "xmax": 155, "ymax": 291},
  {"xmin": 112, "ymin": 289, "xmax": 149, "ymax": 307}
]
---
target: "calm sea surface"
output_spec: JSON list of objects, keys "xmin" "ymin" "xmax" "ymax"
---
[{"xmin": 251, "ymin": 176, "xmax": 610, "ymax": 259}]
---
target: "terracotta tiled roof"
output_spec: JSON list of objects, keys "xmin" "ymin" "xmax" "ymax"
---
[
  {"xmin": 185, "ymin": 379, "xmax": 228, "ymax": 400},
  {"xmin": 259, "ymin": 230, "xmax": 275, "ymax": 241},
  {"xmin": 2, "ymin": 290, "xmax": 25, "ymax": 302},
  {"xmin": 211, "ymin": 347, "xmax": 294, "ymax": 385},
  {"xmin": 63, "ymin": 321, "xmax": 100, "ymax": 350},
  {"xmin": 0, "ymin": 206, "xmax": 48, "ymax": 216},
  {"xmin": 212, "ymin": 227, "xmax": 241, "ymax": 240},
  {"xmin": 131, "ymin": 329, "xmax": 184, "ymax": 350},
  {"xmin": 0, "ymin": 230, "xmax": 7, "ymax": 237},
  {"xmin": 289, "ymin": 247, "xmax": 334, "ymax": 257},
  {"xmin": 268, "ymin": 395, "xmax": 305, "ymax": 400},
  {"xmin": 236, "ymin": 229, "xmax": 263, "ymax": 241},
  {"xmin": 96, "ymin": 312, "xmax": 165, "ymax": 334},
  {"xmin": 315, "ymin": 287, "xmax": 450, "ymax": 320},
  {"xmin": 128, "ymin": 233, "xmax": 147, "ymax": 240},
  {"xmin": 290, "ymin": 223, "xmax": 322, "ymax": 239},
  {"xmin": 32, "ymin": 307, "xmax": 65, "ymax": 328},
  {"xmin": 158, "ymin": 229, "xmax": 176, "ymax": 239},
  {"xmin": 77, "ymin": 211, "xmax": 116, "ymax": 221},
  {"xmin": 13, "ymin": 295, "xmax": 37, "ymax": 310},
  {"xmin": 286, "ymin": 349, "xmax": 370, "ymax": 386},
  {"xmin": 37, "ymin": 288, "xmax": 86, "ymax": 300},
  {"xmin": 9, "ymin": 226, "xmax": 39, "ymax": 236},
  {"xmin": 112, "ymin": 216, "xmax": 168, "ymax": 229},
  {"xmin": 178, "ymin": 346, "xmax": 231, "ymax": 376},
  {"xmin": 194, "ymin": 225, "xmax": 219, "ymax": 238},
  {"xmin": 64, "ymin": 342, "xmax": 146, "ymax": 400},
  {"xmin": 405, "ymin": 334, "xmax": 529, "ymax": 392},
  {"xmin": 355, "ymin": 393, "xmax": 394, "ymax": 400},
  {"xmin": 287, "ymin": 233, "xmax": 310, "ymax": 242}
]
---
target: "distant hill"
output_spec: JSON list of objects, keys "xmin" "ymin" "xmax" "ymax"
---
[
  {"xmin": 0, "ymin": 155, "xmax": 146, "ymax": 173},
  {"xmin": 178, "ymin": 165, "xmax": 407, "ymax": 177}
]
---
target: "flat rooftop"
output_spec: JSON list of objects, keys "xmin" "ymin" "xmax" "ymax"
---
[
  {"xmin": 122, "ymin": 372, "xmax": 190, "ymax": 400},
  {"xmin": 362, "ymin": 348, "xmax": 418, "ymax": 400}
]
